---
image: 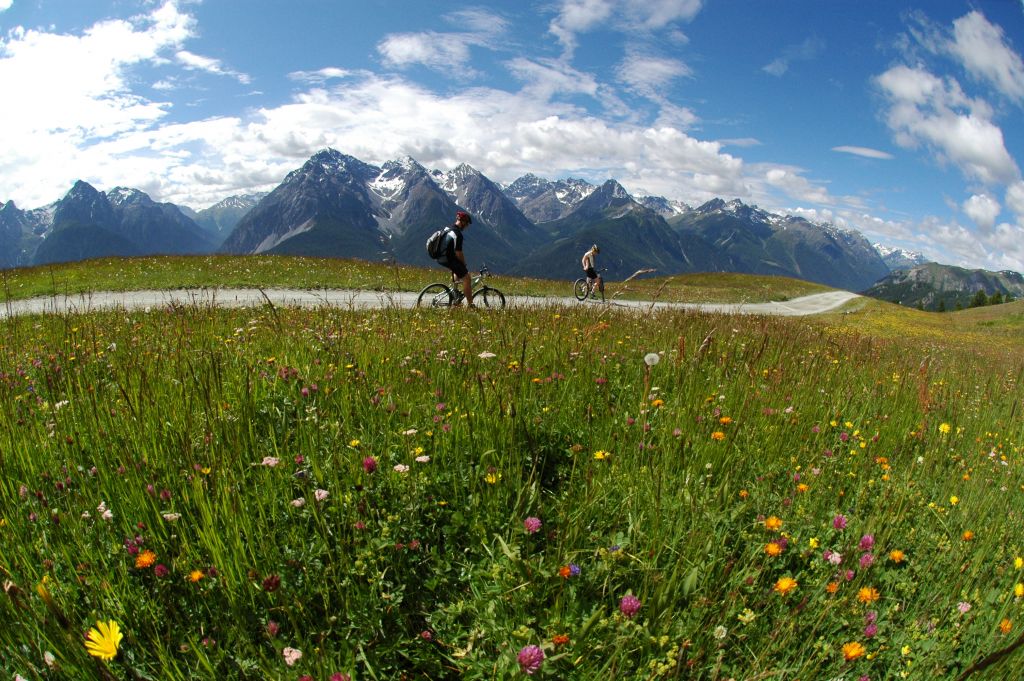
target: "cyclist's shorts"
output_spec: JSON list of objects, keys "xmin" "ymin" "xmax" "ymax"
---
[
  {"xmin": 441, "ymin": 257, "xmax": 468, "ymax": 279},
  {"xmin": 585, "ymin": 266, "xmax": 598, "ymax": 279}
]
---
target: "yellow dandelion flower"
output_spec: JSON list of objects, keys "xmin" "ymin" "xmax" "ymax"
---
[
  {"xmin": 348, "ymin": 439, "xmax": 360, "ymax": 447},
  {"xmin": 939, "ymin": 423, "xmax": 951, "ymax": 434},
  {"xmin": 188, "ymin": 570, "xmax": 204, "ymax": 583},
  {"xmin": 796, "ymin": 483, "xmax": 809, "ymax": 493},
  {"xmin": 651, "ymin": 399, "xmax": 664, "ymax": 408},
  {"xmin": 1000, "ymin": 618, "xmax": 1013, "ymax": 634},
  {"xmin": 842, "ymin": 641, "xmax": 866, "ymax": 661},
  {"xmin": 764, "ymin": 516, "xmax": 783, "ymax": 532},
  {"xmin": 484, "ymin": 472, "xmax": 501, "ymax": 484},
  {"xmin": 773, "ymin": 576, "xmax": 798, "ymax": 596},
  {"xmin": 135, "ymin": 550, "xmax": 156, "ymax": 569},
  {"xmin": 593, "ymin": 450, "xmax": 610, "ymax": 460},
  {"xmin": 719, "ymin": 416, "xmax": 732, "ymax": 425},
  {"xmin": 1015, "ymin": 557, "xmax": 1023, "ymax": 570},
  {"xmin": 85, "ymin": 620, "xmax": 123, "ymax": 661},
  {"xmin": 889, "ymin": 549, "xmax": 906, "ymax": 563},
  {"xmin": 857, "ymin": 586, "xmax": 880, "ymax": 603},
  {"xmin": 962, "ymin": 530, "xmax": 975, "ymax": 541},
  {"xmin": 1015, "ymin": 583, "xmax": 1024, "ymax": 598},
  {"xmin": 711, "ymin": 431, "xmax": 725, "ymax": 441},
  {"xmin": 826, "ymin": 581, "xmax": 840, "ymax": 594},
  {"xmin": 949, "ymin": 495, "xmax": 959, "ymax": 505},
  {"xmin": 808, "ymin": 537, "xmax": 819, "ymax": 549},
  {"xmin": 764, "ymin": 542, "xmax": 782, "ymax": 557},
  {"xmin": 738, "ymin": 489, "xmax": 749, "ymax": 499}
]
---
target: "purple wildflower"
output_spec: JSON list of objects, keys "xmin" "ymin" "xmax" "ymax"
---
[
  {"xmin": 859, "ymin": 534, "xmax": 875, "ymax": 551},
  {"xmin": 523, "ymin": 517, "xmax": 542, "ymax": 534},
  {"xmin": 517, "ymin": 645, "xmax": 545, "ymax": 675},
  {"xmin": 619, "ymin": 594, "xmax": 642, "ymax": 618},
  {"xmin": 832, "ymin": 514, "xmax": 847, "ymax": 530},
  {"xmin": 362, "ymin": 456, "xmax": 377, "ymax": 473}
]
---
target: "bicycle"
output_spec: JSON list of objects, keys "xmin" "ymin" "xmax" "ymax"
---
[
  {"xmin": 416, "ymin": 267, "xmax": 506, "ymax": 309},
  {"xmin": 574, "ymin": 268, "xmax": 606, "ymax": 302}
]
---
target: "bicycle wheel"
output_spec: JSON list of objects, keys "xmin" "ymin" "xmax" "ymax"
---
[
  {"xmin": 417, "ymin": 283, "xmax": 453, "ymax": 308},
  {"xmin": 477, "ymin": 286, "xmax": 506, "ymax": 309},
  {"xmin": 573, "ymin": 278, "xmax": 590, "ymax": 301}
]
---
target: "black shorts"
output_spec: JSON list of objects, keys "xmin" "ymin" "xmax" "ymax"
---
[
  {"xmin": 441, "ymin": 257, "xmax": 468, "ymax": 279},
  {"xmin": 584, "ymin": 266, "xmax": 598, "ymax": 279}
]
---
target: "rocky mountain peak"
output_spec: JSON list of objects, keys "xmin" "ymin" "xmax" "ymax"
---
[
  {"xmin": 697, "ymin": 197, "xmax": 726, "ymax": 213},
  {"xmin": 107, "ymin": 187, "xmax": 148, "ymax": 208},
  {"xmin": 504, "ymin": 173, "xmax": 550, "ymax": 200}
]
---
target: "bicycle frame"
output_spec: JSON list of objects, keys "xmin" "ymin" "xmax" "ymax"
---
[{"xmin": 452, "ymin": 271, "xmax": 488, "ymax": 302}]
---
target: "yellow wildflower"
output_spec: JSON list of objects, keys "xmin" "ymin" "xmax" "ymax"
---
[
  {"xmin": 842, "ymin": 641, "xmax": 866, "ymax": 661},
  {"xmin": 773, "ymin": 576, "xmax": 798, "ymax": 596},
  {"xmin": 85, "ymin": 620, "xmax": 123, "ymax": 661},
  {"xmin": 857, "ymin": 586, "xmax": 880, "ymax": 603},
  {"xmin": 135, "ymin": 550, "xmax": 156, "ymax": 569}
]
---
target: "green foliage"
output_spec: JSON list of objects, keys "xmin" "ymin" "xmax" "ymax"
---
[{"xmin": 1, "ymin": 294, "xmax": 1023, "ymax": 679}]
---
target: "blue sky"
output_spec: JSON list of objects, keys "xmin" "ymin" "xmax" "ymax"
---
[{"xmin": 1, "ymin": 1, "xmax": 1023, "ymax": 272}]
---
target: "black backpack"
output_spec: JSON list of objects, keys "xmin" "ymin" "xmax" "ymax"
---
[{"xmin": 426, "ymin": 226, "xmax": 450, "ymax": 259}]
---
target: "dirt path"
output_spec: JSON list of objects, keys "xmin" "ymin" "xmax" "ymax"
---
[{"xmin": 0, "ymin": 287, "xmax": 860, "ymax": 318}]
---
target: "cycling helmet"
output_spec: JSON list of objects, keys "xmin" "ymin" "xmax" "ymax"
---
[{"xmin": 456, "ymin": 211, "xmax": 472, "ymax": 224}]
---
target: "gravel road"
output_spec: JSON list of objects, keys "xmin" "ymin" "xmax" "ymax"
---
[{"xmin": 0, "ymin": 287, "xmax": 860, "ymax": 318}]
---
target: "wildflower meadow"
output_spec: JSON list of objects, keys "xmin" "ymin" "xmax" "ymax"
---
[{"xmin": 1, "ymin": 286, "xmax": 1023, "ymax": 679}]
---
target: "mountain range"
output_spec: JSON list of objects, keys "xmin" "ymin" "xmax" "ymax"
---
[
  {"xmin": 4, "ymin": 147, "xmax": 1013, "ymax": 303},
  {"xmin": 863, "ymin": 263, "xmax": 1024, "ymax": 311}
]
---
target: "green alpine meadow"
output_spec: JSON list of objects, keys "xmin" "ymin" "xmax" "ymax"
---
[{"xmin": 2, "ymin": 256, "xmax": 1024, "ymax": 680}]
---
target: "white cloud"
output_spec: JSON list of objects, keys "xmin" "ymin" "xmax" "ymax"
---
[
  {"xmin": 1007, "ymin": 181, "xmax": 1024, "ymax": 224},
  {"xmin": 288, "ymin": 67, "xmax": 352, "ymax": 83},
  {"xmin": 175, "ymin": 49, "xmax": 250, "ymax": 84},
  {"xmin": 988, "ymin": 222, "xmax": 1024, "ymax": 270},
  {"xmin": 875, "ymin": 64, "xmax": 1019, "ymax": 185},
  {"xmin": 962, "ymin": 193, "xmax": 1001, "ymax": 230},
  {"xmin": 549, "ymin": 0, "xmax": 615, "ymax": 53},
  {"xmin": 0, "ymin": 0, "xmax": 13, "ymax": 11},
  {"xmin": 949, "ymin": 11, "xmax": 1024, "ymax": 104},
  {"xmin": 832, "ymin": 146, "xmax": 894, "ymax": 160},
  {"xmin": 622, "ymin": 0, "xmax": 703, "ymax": 30},
  {"xmin": 15, "ymin": 69, "xmax": 745, "ymax": 210},
  {"xmin": 762, "ymin": 37, "xmax": 825, "ymax": 77},
  {"xmin": 377, "ymin": 33, "xmax": 472, "ymax": 72},
  {"xmin": 377, "ymin": 8, "xmax": 508, "ymax": 75},
  {"xmin": 0, "ymin": 2, "xmax": 200, "ymax": 205},
  {"xmin": 549, "ymin": 0, "xmax": 702, "ymax": 55},
  {"xmin": 616, "ymin": 54, "xmax": 692, "ymax": 99},
  {"xmin": 718, "ymin": 138, "xmax": 761, "ymax": 148},
  {"xmin": 762, "ymin": 166, "xmax": 832, "ymax": 205},
  {"xmin": 444, "ymin": 8, "xmax": 510, "ymax": 36}
]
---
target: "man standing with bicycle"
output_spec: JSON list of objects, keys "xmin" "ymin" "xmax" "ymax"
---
[
  {"xmin": 581, "ymin": 244, "xmax": 604, "ymax": 299},
  {"xmin": 437, "ymin": 210, "xmax": 474, "ymax": 307}
]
